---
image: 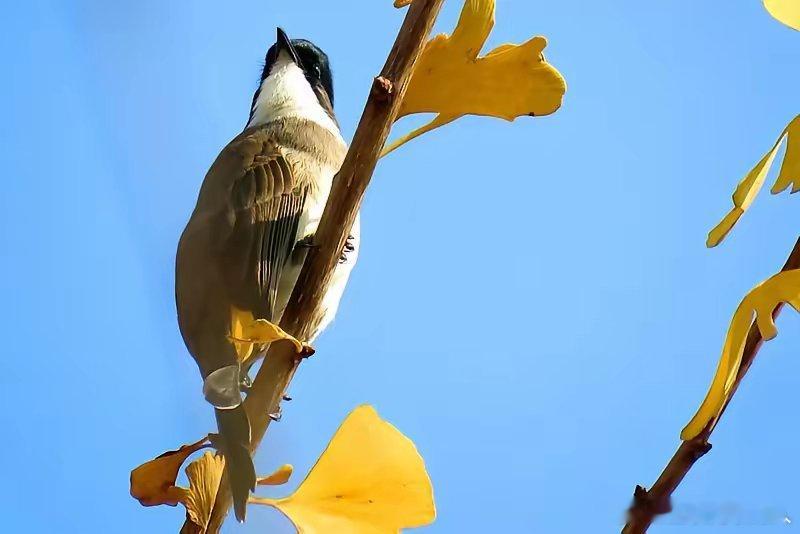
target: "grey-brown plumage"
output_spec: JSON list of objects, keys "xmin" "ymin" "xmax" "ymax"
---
[
  {"xmin": 175, "ymin": 30, "xmax": 355, "ymax": 523},
  {"xmin": 177, "ymin": 119, "xmax": 346, "ymax": 367},
  {"xmin": 176, "ymin": 119, "xmax": 346, "ymax": 521}
]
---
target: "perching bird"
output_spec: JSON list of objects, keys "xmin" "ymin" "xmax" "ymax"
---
[{"xmin": 175, "ymin": 28, "xmax": 359, "ymax": 522}]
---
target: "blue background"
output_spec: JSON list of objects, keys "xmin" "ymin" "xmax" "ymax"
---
[{"xmin": 2, "ymin": 0, "xmax": 799, "ymax": 532}]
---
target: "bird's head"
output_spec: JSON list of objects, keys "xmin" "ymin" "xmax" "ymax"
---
[{"xmin": 247, "ymin": 28, "xmax": 336, "ymax": 130}]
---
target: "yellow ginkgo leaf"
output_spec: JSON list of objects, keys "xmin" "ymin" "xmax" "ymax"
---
[
  {"xmin": 771, "ymin": 116, "xmax": 800, "ymax": 194},
  {"xmin": 230, "ymin": 307, "xmax": 257, "ymax": 363},
  {"xmin": 130, "ymin": 435, "xmax": 210, "ymax": 507},
  {"xmin": 257, "ymin": 464, "xmax": 294, "ymax": 486},
  {"xmin": 229, "ymin": 307, "xmax": 306, "ymax": 361},
  {"xmin": 764, "ymin": 0, "xmax": 800, "ymax": 31},
  {"xmin": 707, "ymin": 115, "xmax": 800, "ymax": 247},
  {"xmin": 185, "ymin": 451, "xmax": 226, "ymax": 532},
  {"xmin": 681, "ymin": 269, "xmax": 800, "ymax": 440},
  {"xmin": 251, "ymin": 405, "xmax": 436, "ymax": 533},
  {"xmin": 383, "ymin": 0, "xmax": 566, "ymax": 156}
]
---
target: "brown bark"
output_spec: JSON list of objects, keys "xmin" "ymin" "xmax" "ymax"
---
[
  {"xmin": 182, "ymin": 2, "xmax": 446, "ymax": 531},
  {"xmin": 622, "ymin": 237, "xmax": 800, "ymax": 533}
]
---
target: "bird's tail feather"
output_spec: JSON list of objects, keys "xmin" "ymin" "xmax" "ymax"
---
[{"xmin": 215, "ymin": 406, "xmax": 256, "ymax": 522}]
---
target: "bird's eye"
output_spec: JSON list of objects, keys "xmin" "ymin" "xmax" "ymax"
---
[{"xmin": 314, "ymin": 65, "xmax": 321, "ymax": 78}]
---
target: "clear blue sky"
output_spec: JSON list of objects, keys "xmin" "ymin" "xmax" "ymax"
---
[{"xmin": 2, "ymin": 0, "xmax": 799, "ymax": 532}]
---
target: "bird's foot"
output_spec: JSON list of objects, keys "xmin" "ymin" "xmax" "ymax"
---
[
  {"xmin": 296, "ymin": 233, "xmax": 354, "ymax": 264},
  {"xmin": 228, "ymin": 318, "xmax": 311, "ymax": 355},
  {"xmin": 339, "ymin": 234, "xmax": 356, "ymax": 264},
  {"xmin": 295, "ymin": 234, "xmax": 318, "ymax": 251},
  {"xmin": 239, "ymin": 372, "xmax": 252, "ymax": 393}
]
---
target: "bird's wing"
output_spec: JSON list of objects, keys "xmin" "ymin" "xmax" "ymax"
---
[{"xmin": 210, "ymin": 129, "xmax": 311, "ymax": 320}]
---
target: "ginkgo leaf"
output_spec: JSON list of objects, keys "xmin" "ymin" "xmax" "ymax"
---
[
  {"xmin": 230, "ymin": 307, "xmax": 257, "ymax": 363},
  {"xmin": 185, "ymin": 451, "xmax": 226, "ymax": 532},
  {"xmin": 764, "ymin": 0, "xmax": 800, "ymax": 31},
  {"xmin": 771, "ymin": 116, "xmax": 800, "ymax": 194},
  {"xmin": 707, "ymin": 115, "xmax": 800, "ymax": 247},
  {"xmin": 681, "ymin": 269, "xmax": 800, "ymax": 440},
  {"xmin": 230, "ymin": 307, "xmax": 306, "ymax": 360},
  {"xmin": 383, "ymin": 0, "xmax": 566, "ymax": 156},
  {"xmin": 251, "ymin": 405, "xmax": 436, "ymax": 533},
  {"xmin": 257, "ymin": 464, "xmax": 293, "ymax": 486},
  {"xmin": 130, "ymin": 435, "xmax": 210, "ymax": 507}
]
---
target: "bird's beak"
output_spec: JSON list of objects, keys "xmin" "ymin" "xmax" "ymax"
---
[{"xmin": 276, "ymin": 27, "xmax": 301, "ymax": 66}]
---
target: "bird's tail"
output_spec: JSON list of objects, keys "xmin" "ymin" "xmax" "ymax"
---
[{"xmin": 215, "ymin": 406, "xmax": 256, "ymax": 522}]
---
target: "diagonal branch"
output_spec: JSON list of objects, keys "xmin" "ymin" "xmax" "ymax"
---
[
  {"xmin": 180, "ymin": 2, "xmax": 447, "ymax": 532},
  {"xmin": 622, "ymin": 237, "xmax": 800, "ymax": 533}
]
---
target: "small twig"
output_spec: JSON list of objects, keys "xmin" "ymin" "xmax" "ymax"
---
[
  {"xmin": 182, "ymin": 2, "xmax": 446, "ymax": 532},
  {"xmin": 622, "ymin": 237, "xmax": 800, "ymax": 533}
]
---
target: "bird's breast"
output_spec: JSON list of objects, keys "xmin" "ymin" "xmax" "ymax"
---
[{"xmin": 300, "ymin": 164, "xmax": 336, "ymax": 237}]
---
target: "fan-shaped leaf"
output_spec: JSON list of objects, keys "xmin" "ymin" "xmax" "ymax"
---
[
  {"xmin": 251, "ymin": 406, "xmax": 435, "ymax": 533},
  {"xmin": 130, "ymin": 435, "xmax": 209, "ymax": 507},
  {"xmin": 385, "ymin": 0, "xmax": 566, "ymax": 155},
  {"xmin": 764, "ymin": 0, "xmax": 800, "ymax": 31},
  {"xmin": 184, "ymin": 452, "xmax": 226, "ymax": 532}
]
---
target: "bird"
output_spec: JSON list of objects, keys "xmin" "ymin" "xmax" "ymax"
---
[{"xmin": 175, "ymin": 28, "xmax": 359, "ymax": 522}]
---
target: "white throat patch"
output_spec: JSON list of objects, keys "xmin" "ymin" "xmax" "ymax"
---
[{"xmin": 247, "ymin": 52, "xmax": 341, "ymax": 140}]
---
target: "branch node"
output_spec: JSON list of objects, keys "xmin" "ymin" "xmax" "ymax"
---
[
  {"xmin": 627, "ymin": 485, "xmax": 671, "ymax": 526},
  {"xmin": 372, "ymin": 76, "xmax": 395, "ymax": 103},
  {"xmin": 632, "ymin": 485, "xmax": 647, "ymax": 501},
  {"xmin": 299, "ymin": 345, "xmax": 316, "ymax": 360},
  {"xmin": 690, "ymin": 439, "xmax": 712, "ymax": 460}
]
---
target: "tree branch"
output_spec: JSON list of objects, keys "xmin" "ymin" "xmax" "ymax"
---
[
  {"xmin": 182, "ymin": 2, "xmax": 446, "ymax": 531},
  {"xmin": 622, "ymin": 237, "xmax": 800, "ymax": 533}
]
